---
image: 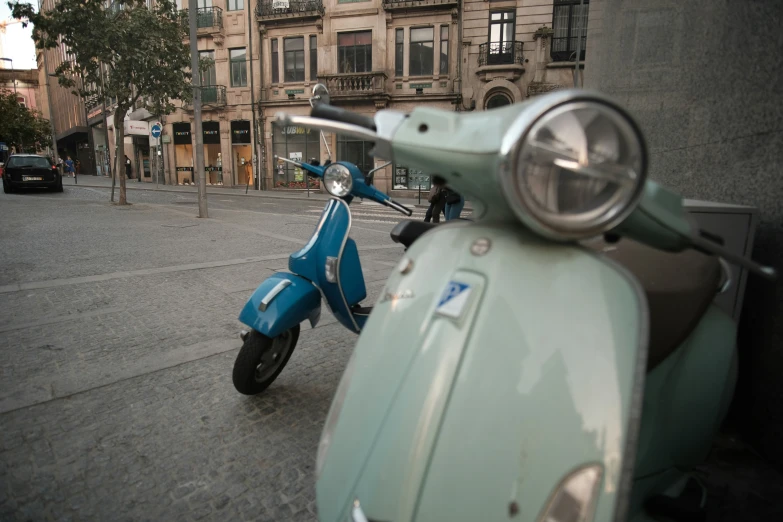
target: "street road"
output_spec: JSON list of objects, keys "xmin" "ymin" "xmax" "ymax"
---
[{"xmin": 0, "ymin": 183, "xmax": 415, "ymax": 521}]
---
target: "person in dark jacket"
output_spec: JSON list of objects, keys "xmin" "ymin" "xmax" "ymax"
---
[
  {"xmin": 124, "ymin": 155, "xmax": 132, "ymax": 179},
  {"xmin": 444, "ymin": 188, "xmax": 465, "ymax": 221},
  {"xmin": 424, "ymin": 180, "xmax": 446, "ymax": 223}
]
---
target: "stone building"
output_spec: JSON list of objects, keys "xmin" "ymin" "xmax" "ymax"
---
[
  {"xmin": 35, "ymin": 0, "xmax": 95, "ymax": 173},
  {"xmin": 38, "ymin": 0, "xmax": 591, "ymax": 187},
  {"xmin": 0, "ymin": 68, "xmax": 41, "ymax": 112}
]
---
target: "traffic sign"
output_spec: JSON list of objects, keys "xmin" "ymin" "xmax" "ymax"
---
[{"xmin": 150, "ymin": 123, "xmax": 162, "ymax": 138}]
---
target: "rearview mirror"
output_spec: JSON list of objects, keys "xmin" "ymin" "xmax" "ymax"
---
[{"xmin": 310, "ymin": 83, "xmax": 330, "ymax": 108}]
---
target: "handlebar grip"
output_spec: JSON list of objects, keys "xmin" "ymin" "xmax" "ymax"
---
[{"xmin": 311, "ymin": 104, "xmax": 376, "ymax": 131}]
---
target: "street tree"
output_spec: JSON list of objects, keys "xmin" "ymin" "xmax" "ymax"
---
[
  {"xmin": 0, "ymin": 89, "xmax": 51, "ymax": 153},
  {"xmin": 10, "ymin": 0, "xmax": 193, "ymax": 204}
]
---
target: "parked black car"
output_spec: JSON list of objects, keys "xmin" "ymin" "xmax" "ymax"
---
[{"xmin": 2, "ymin": 154, "xmax": 63, "ymax": 193}]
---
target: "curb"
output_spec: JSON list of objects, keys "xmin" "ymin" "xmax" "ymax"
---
[{"xmin": 72, "ymin": 182, "xmax": 474, "ymax": 211}]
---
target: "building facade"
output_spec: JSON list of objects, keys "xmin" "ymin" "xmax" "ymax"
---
[
  {"xmin": 0, "ymin": 68, "xmax": 41, "ymax": 112},
  {"xmin": 39, "ymin": 0, "xmax": 590, "ymax": 187},
  {"xmin": 36, "ymin": 0, "xmax": 95, "ymax": 174}
]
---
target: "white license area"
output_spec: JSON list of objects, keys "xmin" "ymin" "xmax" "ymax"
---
[{"xmin": 23, "ymin": 176, "xmax": 43, "ymax": 181}]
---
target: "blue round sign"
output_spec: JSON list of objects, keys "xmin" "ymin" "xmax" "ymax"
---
[{"xmin": 151, "ymin": 124, "xmax": 162, "ymax": 138}]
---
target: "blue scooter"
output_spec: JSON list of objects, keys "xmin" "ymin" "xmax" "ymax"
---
[{"xmin": 233, "ymin": 86, "xmax": 412, "ymax": 395}]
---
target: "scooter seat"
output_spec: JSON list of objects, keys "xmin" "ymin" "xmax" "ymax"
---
[
  {"xmin": 587, "ymin": 238, "xmax": 722, "ymax": 371},
  {"xmin": 390, "ymin": 220, "xmax": 440, "ymax": 248}
]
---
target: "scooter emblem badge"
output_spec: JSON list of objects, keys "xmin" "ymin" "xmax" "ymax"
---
[{"xmin": 436, "ymin": 281, "xmax": 472, "ymax": 319}]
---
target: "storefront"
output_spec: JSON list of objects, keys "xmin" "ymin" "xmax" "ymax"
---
[
  {"xmin": 231, "ymin": 120, "xmax": 252, "ymax": 186},
  {"xmin": 272, "ymin": 124, "xmax": 320, "ymax": 188},
  {"xmin": 203, "ymin": 121, "xmax": 223, "ymax": 185},
  {"xmin": 173, "ymin": 122, "xmax": 193, "ymax": 184}
]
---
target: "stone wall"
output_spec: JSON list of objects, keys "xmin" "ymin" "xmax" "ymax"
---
[{"xmin": 584, "ymin": 0, "xmax": 783, "ymax": 464}]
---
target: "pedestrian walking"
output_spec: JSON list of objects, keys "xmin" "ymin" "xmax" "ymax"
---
[
  {"xmin": 124, "ymin": 155, "xmax": 132, "ymax": 179},
  {"xmin": 424, "ymin": 180, "xmax": 446, "ymax": 223},
  {"xmin": 444, "ymin": 188, "xmax": 465, "ymax": 221},
  {"xmin": 64, "ymin": 156, "xmax": 75, "ymax": 178}
]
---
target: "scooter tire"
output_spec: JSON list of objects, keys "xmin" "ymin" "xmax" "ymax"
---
[{"xmin": 232, "ymin": 326, "xmax": 300, "ymax": 395}]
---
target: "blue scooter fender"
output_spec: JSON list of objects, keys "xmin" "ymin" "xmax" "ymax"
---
[{"xmin": 238, "ymin": 272, "xmax": 321, "ymax": 338}]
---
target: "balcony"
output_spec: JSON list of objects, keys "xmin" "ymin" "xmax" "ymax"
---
[
  {"xmin": 179, "ymin": 7, "xmax": 223, "ymax": 34},
  {"xmin": 320, "ymin": 72, "xmax": 388, "ymax": 102},
  {"xmin": 476, "ymin": 41, "xmax": 526, "ymax": 82},
  {"xmin": 382, "ymin": 0, "xmax": 458, "ymax": 11},
  {"xmin": 183, "ymin": 85, "xmax": 227, "ymax": 110},
  {"xmin": 256, "ymin": 0, "xmax": 324, "ymax": 22}
]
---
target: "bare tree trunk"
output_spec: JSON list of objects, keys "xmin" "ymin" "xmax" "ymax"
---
[{"xmin": 114, "ymin": 109, "xmax": 128, "ymax": 205}]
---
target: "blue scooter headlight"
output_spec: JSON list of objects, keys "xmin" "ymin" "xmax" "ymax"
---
[
  {"xmin": 324, "ymin": 163, "xmax": 353, "ymax": 197},
  {"xmin": 501, "ymin": 96, "xmax": 647, "ymax": 241}
]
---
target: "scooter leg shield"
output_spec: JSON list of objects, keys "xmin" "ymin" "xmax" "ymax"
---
[
  {"xmin": 238, "ymin": 273, "xmax": 321, "ymax": 339},
  {"xmin": 315, "ymin": 223, "xmax": 649, "ymax": 522}
]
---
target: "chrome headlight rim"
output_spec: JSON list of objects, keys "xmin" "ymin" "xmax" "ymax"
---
[
  {"xmin": 324, "ymin": 163, "xmax": 354, "ymax": 198},
  {"xmin": 499, "ymin": 90, "xmax": 648, "ymax": 241}
]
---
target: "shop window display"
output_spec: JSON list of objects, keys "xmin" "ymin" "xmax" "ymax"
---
[
  {"xmin": 231, "ymin": 120, "xmax": 253, "ymax": 186},
  {"xmin": 173, "ymin": 122, "xmax": 194, "ymax": 184},
  {"xmin": 202, "ymin": 121, "xmax": 222, "ymax": 185},
  {"xmin": 272, "ymin": 125, "xmax": 320, "ymax": 188}
]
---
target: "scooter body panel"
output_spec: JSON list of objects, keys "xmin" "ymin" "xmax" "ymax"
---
[
  {"xmin": 315, "ymin": 223, "xmax": 648, "ymax": 522},
  {"xmin": 289, "ymin": 197, "xmax": 367, "ymax": 333},
  {"xmin": 238, "ymin": 272, "xmax": 321, "ymax": 338},
  {"xmin": 628, "ymin": 304, "xmax": 737, "ymax": 517}
]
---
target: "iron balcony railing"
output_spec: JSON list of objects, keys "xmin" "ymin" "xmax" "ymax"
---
[
  {"xmin": 478, "ymin": 41, "xmax": 524, "ymax": 67},
  {"xmin": 256, "ymin": 0, "xmax": 324, "ymax": 20},
  {"xmin": 201, "ymin": 85, "xmax": 226, "ymax": 105},
  {"xmin": 179, "ymin": 7, "xmax": 223, "ymax": 31},
  {"xmin": 320, "ymin": 72, "xmax": 387, "ymax": 96},
  {"xmin": 382, "ymin": 0, "xmax": 458, "ymax": 10},
  {"xmin": 184, "ymin": 85, "xmax": 227, "ymax": 108}
]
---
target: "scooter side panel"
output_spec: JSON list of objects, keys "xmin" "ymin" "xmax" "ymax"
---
[
  {"xmin": 238, "ymin": 272, "xmax": 321, "ymax": 338},
  {"xmin": 629, "ymin": 305, "xmax": 737, "ymax": 518},
  {"xmin": 316, "ymin": 224, "xmax": 647, "ymax": 522},
  {"xmin": 316, "ymin": 199, "xmax": 366, "ymax": 332}
]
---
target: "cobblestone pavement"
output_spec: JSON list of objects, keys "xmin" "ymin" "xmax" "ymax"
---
[{"xmin": 0, "ymin": 186, "xmax": 406, "ymax": 521}]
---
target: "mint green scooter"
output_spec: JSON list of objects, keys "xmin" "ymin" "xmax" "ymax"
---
[{"xmin": 276, "ymin": 90, "xmax": 776, "ymax": 522}]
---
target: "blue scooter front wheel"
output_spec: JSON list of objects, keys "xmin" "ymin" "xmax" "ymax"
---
[{"xmin": 232, "ymin": 325, "xmax": 300, "ymax": 395}]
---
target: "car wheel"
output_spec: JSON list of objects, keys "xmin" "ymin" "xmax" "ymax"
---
[
  {"xmin": 232, "ymin": 326, "xmax": 300, "ymax": 395},
  {"xmin": 55, "ymin": 178, "xmax": 63, "ymax": 193},
  {"xmin": 2, "ymin": 181, "xmax": 12, "ymax": 194}
]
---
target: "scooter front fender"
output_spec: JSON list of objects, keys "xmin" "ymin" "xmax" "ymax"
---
[
  {"xmin": 238, "ymin": 273, "xmax": 321, "ymax": 338},
  {"xmin": 316, "ymin": 224, "xmax": 648, "ymax": 522}
]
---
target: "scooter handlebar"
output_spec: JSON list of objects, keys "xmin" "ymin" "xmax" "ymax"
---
[
  {"xmin": 382, "ymin": 198, "xmax": 413, "ymax": 217},
  {"xmin": 311, "ymin": 104, "xmax": 377, "ymax": 132}
]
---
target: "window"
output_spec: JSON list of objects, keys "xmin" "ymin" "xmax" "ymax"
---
[
  {"xmin": 488, "ymin": 11, "xmax": 515, "ymax": 65},
  {"xmin": 486, "ymin": 92, "xmax": 512, "ymax": 110},
  {"xmin": 230, "ymin": 48, "xmax": 247, "ymax": 87},
  {"xmin": 439, "ymin": 25, "xmax": 449, "ymax": 75},
  {"xmin": 271, "ymin": 39, "xmax": 279, "ymax": 84},
  {"xmin": 337, "ymin": 136, "xmax": 373, "ymax": 175},
  {"xmin": 310, "ymin": 35, "xmax": 318, "ymax": 81},
  {"xmin": 284, "ymin": 37, "xmax": 305, "ymax": 82},
  {"xmin": 227, "ymin": 0, "xmax": 243, "ymax": 11},
  {"xmin": 199, "ymin": 50, "xmax": 216, "ymax": 86},
  {"xmin": 273, "ymin": 126, "xmax": 321, "ymax": 186},
  {"xmin": 409, "ymin": 27, "xmax": 434, "ymax": 76},
  {"xmin": 338, "ymin": 31, "xmax": 372, "ymax": 73},
  {"xmin": 395, "ymin": 29, "xmax": 404, "ymax": 77},
  {"xmin": 552, "ymin": 0, "xmax": 589, "ymax": 62}
]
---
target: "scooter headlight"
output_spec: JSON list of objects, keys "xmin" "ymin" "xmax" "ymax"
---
[
  {"xmin": 537, "ymin": 464, "xmax": 603, "ymax": 522},
  {"xmin": 502, "ymin": 99, "xmax": 646, "ymax": 240},
  {"xmin": 324, "ymin": 163, "xmax": 353, "ymax": 197}
]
